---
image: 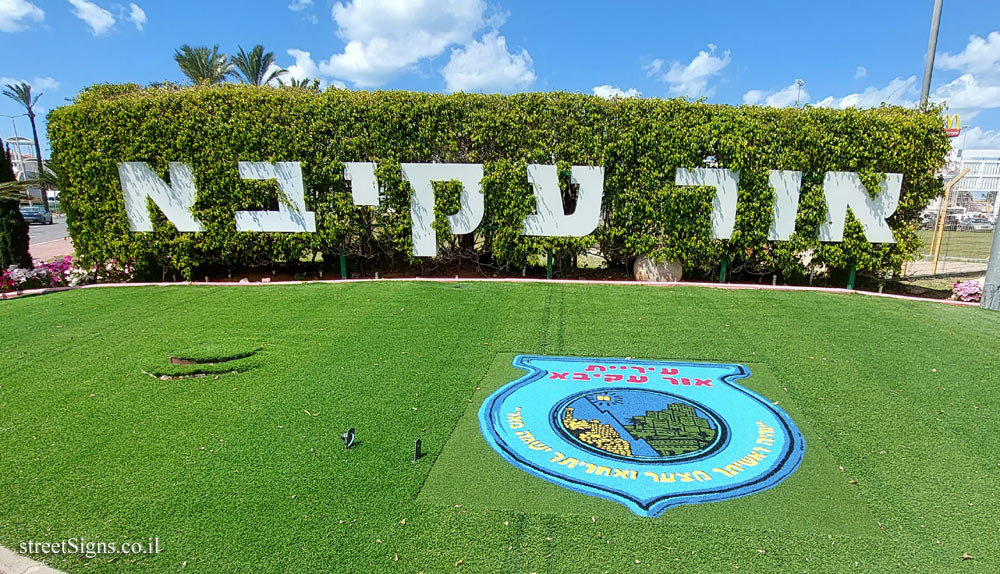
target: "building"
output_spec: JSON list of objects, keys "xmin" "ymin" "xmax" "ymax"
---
[
  {"xmin": 4, "ymin": 136, "xmax": 57, "ymax": 207},
  {"xmin": 927, "ymin": 149, "xmax": 1000, "ymax": 224}
]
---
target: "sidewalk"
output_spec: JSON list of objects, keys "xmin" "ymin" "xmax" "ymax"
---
[
  {"xmin": 0, "ymin": 544, "xmax": 65, "ymax": 574},
  {"xmin": 29, "ymin": 238, "xmax": 74, "ymax": 262}
]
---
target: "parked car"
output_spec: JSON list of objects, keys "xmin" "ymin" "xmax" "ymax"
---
[
  {"xmin": 956, "ymin": 216, "xmax": 994, "ymax": 232},
  {"xmin": 19, "ymin": 205, "xmax": 54, "ymax": 225}
]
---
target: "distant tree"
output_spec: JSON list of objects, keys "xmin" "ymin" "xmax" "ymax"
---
[
  {"xmin": 174, "ymin": 45, "xmax": 233, "ymax": 85},
  {"xmin": 2, "ymin": 81, "xmax": 49, "ymax": 211},
  {"xmin": 0, "ymin": 144, "xmax": 32, "ymax": 269},
  {"xmin": 279, "ymin": 77, "xmax": 322, "ymax": 93},
  {"xmin": 231, "ymin": 45, "xmax": 287, "ymax": 86},
  {"xmin": 0, "ymin": 144, "xmax": 14, "ymax": 183}
]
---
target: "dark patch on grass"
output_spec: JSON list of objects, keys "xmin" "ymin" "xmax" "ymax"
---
[
  {"xmin": 141, "ymin": 368, "xmax": 249, "ymax": 381},
  {"xmin": 169, "ymin": 347, "xmax": 261, "ymax": 365}
]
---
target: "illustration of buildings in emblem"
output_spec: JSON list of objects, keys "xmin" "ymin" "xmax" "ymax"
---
[
  {"xmin": 561, "ymin": 407, "xmax": 633, "ymax": 457},
  {"xmin": 623, "ymin": 403, "xmax": 717, "ymax": 456}
]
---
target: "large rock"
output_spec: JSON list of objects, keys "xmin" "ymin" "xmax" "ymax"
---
[{"xmin": 634, "ymin": 255, "xmax": 682, "ymax": 282}]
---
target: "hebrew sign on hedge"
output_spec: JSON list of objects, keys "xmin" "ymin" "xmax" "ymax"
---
[
  {"xmin": 119, "ymin": 161, "xmax": 903, "ymax": 257},
  {"xmin": 49, "ymin": 85, "xmax": 950, "ymax": 279}
]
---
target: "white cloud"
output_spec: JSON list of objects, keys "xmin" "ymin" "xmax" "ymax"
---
[
  {"xmin": 442, "ymin": 31, "xmax": 534, "ymax": 93},
  {"xmin": 815, "ymin": 76, "xmax": 918, "ymax": 109},
  {"xmin": 646, "ymin": 44, "xmax": 730, "ymax": 99},
  {"xmin": 126, "ymin": 3, "xmax": 145, "ymax": 31},
  {"xmin": 30, "ymin": 76, "xmax": 59, "ymax": 90},
  {"xmin": 742, "ymin": 89, "xmax": 763, "ymax": 105},
  {"xmin": 592, "ymin": 85, "xmax": 641, "ymax": 99},
  {"xmin": 932, "ymin": 73, "xmax": 1000, "ymax": 110},
  {"xmin": 642, "ymin": 58, "xmax": 664, "ymax": 77},
  {"xmin": 286, "ymin": 49, "xmax": 320, "ymax": 81},
  {"xmin": 288, "ymin": 0, "xmax": 313, "ymax": 11},
  {"xmin": 938, "ymin": 31, "xmax": 1000, "ymax": 80},
  {"xmin": 747, "ymin": 81, "xmax": 809, "ymax": 107},
  {"xmin": 0, "ymin": 76, "xmax": 60, "ymax": 92},
  {"xmin": 954, "ymin": 126, "xmax": 1000, "ymax": 150},
  {"xmin": 284, "ymin": 49, "xmax": 345, "ymax": 89},
  {"xmin": 67, "ymin": 0, "xmax": 115, "ymax": 35},
  {"xmin": 0, "ymin": 0, "xmax": 44, "ymax": 33},
  {"xmin": 319, "ymin": 0, "xmax": 486, "ymax": 87},
  {"xmin": 855, "ymin": 66, "xmax": 867, "ymax": 79}
]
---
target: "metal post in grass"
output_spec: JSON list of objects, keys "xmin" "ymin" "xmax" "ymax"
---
[
  {"xmin": 339, "ymin": 254, "xmax": 347, "ymax": 280},
  {"xmin": 930, "ymin": 168, "xmax": 970, "ymax": 275},
  {"xmin": 981, "ymin": 230, "xmax": 1000, "ymax": 310},
  {"xmin": 847, "ymin": 262, "xmax": 857, "ymax": 290},
  {"xmin": 720, "ymin": 258, "xmax": 728, "ymax": 283},
  {"xmin": 546, "ymin": 248, "xmax": 553, "ymax": 280}
]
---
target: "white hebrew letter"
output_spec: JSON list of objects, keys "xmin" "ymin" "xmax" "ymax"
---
[
  {"xmin": 818, "ymin": 172, "xmax": 901, "ymax": 243},
  {"xmin": 118, "ymin": 162, "xmax": 204, "ymax": 232},
  {"xmin": 768, "ymin": 170, "xmax": 803, "ymax": 240},
  {"xmin": 344, "ymin": 162, "xmax": 379, "ymax": 206},
  {"xmin": 401, "ymin": 163, "xmax": 485, "ymax": 257},
  {"xmin": 234, "ymin": 162, "xmax": 316, "ymax": 233},
  {"xmin": 675, "ymin": 168, "xmax": 740, "ymax": 239},
  {"xmin": 522, "ymin": 165, "xmax": 604, "ymax": 237}
]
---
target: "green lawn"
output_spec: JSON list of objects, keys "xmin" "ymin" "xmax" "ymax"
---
[
  {"xmin": 916, "ymin": 229, "xmax": 995, "ymax": 260},
  {"xmin": 1, "ymin": 282, "xmax": 998, "ymax": 573}
]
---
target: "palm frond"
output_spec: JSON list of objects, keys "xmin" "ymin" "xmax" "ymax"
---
[
  {"xmin": 174, "ymin": 45, "xmax": 232, "ymax": 85},
  {"xmin": 3, "ymin": 82, "xmax": 39, "ymax": 117},
  {"xmin": 232, "ymin": 44, "xmax": 287, "ymax": 86}
]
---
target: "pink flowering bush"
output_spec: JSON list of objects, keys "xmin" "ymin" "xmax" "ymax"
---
[
  {"xmin": 952, "ymin": 279, "xmax": 983, "ymax": 302},
  {"xmin": 1, "ymin": 257, "xmax": 134, "ymax": 293}
]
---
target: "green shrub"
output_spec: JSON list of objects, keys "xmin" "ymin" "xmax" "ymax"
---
[
  {"xmin": 0, "ymin": 197, "xmax": 32, "ymax": 270},
  {"xmin": 48, "ymin": 84, "xmax": 950, "ymax": 281}
]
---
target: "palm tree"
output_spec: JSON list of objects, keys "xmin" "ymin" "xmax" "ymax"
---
[
  {"xmin": 2, "ymin": 82, "xmax": 49, "ymax": 211},
  {"xmin": 280, "ymin": 77, "xmax": 322, "ymax": 93},
  {"xmin": 174, "ymin": 44, "xmax": 233, "ymax": 85},
  {"xmin": 231, "ymin": 45, "xmax": 287, "ymax": 86}
]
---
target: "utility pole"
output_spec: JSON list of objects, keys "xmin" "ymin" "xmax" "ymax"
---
[
  {"xmin": 920, "ymin": 0, "xmax": 944, "ymax": 109},
  {"xmin": 983, "ymin": 230, "xmax": 1000, "ymax": 310}
]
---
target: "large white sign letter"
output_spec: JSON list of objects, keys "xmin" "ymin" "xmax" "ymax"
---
[
  {"xmin": 768, "ymin": 170, "xmax": 803, "ymax": 241},
  {"xmin": 118, "ymin": 162, "xmax": 204, "ymax": 232},
  {"xmin": 818, "ymin": 172, "xmax": 901, "ymax": 243},
  {"xmin": 522, "ymin": 165, "xmax": 604, "ymax": 237},
  {"xmin": 234, "ymin": 162, "xmax": 316, "ymax": 233},
  {"xmin": 401, "ymin": 163, "xmax": 485, "ymax": 257},
  {"xmin": 675, "ymin": 168, "xmax": 740, "ymax": 239},
  {"xmin": 344, "ymin": 162, "xmax": 379, "ymax": 206}
]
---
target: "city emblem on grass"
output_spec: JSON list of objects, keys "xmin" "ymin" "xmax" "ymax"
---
[{"xmin": 479, "ymin": 356, "xmax": 805, "ymax": 517}]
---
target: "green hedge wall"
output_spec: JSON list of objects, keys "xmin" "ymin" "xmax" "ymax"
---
[{"xmin": 48, "ymin": 84, "xmax": 950, "ymax": 281}]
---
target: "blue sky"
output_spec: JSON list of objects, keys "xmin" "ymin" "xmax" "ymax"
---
[{"xmin": 3, "ymin": 0, "xmax": 1000, "ymax": 157}]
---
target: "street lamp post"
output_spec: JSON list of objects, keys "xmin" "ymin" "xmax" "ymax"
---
[
  {"xmin": 2, "ymin": 113, "xmax": 28, "ymax": 161},
  {"xmin": 919, "ymin": 0, "xmax": 944, "ymax": 109}
]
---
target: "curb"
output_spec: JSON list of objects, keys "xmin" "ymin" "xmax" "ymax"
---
[
  {"xmin": 0, "ymin": 544, "xmax": 65, "ymax": 574},
  {"xmin": 0, "ymin": 277, "xmax": 980, "ymax": 307}
]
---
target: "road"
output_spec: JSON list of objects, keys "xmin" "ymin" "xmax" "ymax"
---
[
  {"xmin": 28, "ymin": 214, "xmax": 69, "ymax": 244},
  {"xmin": 27, "ymin": 215, "xmax": 74, "ymax": 261}
]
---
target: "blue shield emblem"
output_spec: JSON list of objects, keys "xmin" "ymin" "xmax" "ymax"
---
[{"xmin": 479, "ymin": 355, "xmax": 805, "ymax": 517}]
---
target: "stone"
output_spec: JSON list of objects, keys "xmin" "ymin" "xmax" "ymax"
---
[{"xmin": 634, "ymin": 255, "xmax": 682, "ymax": 282}]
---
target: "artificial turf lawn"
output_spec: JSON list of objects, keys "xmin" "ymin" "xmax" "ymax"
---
[
  {"xmin": 0, "ymin": 282, "xmax": 997, "ymax": 573},
  {"xmin": 916, "ymin": 229, "xmax": 996, "ymax": 260}
]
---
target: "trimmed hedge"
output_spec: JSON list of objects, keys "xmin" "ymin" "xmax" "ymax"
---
[{"xmin": 48, "ymin": 84, "xmax": 950, "ymax": 281}]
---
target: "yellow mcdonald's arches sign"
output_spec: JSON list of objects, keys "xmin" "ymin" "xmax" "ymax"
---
[{"xmin": 944, "ymin": 114, "xmax": 961, "ymax": 137}]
